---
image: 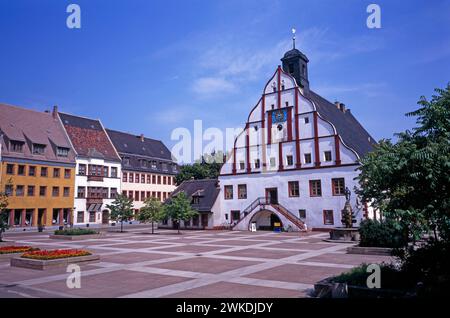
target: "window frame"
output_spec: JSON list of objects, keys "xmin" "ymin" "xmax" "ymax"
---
[{"xmin": 288, "ymin": 181, "xmax": 300, "ymax": 197}]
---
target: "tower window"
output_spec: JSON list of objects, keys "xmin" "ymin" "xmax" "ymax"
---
[
  {"xmin": 304, "ymin": 117, "xmax": 309, "ymax": 124},
  {"xmin": 286, "ymin": 155, "xmax": 294, "ymax": 166},
  {"xmin": 304, "ymin": 153, "xmax": 312, "ymax": 164},
  {"xmin": 324, "ymin": 151, "xmax": 332, "ymax": 162},
  {"xmin": 288, "ymin": 63, "xmax": 294, "ymax": 74}
]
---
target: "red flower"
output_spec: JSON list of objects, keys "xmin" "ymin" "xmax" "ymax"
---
[
  {"xmin": 21, "ymin": 249, "xmax": 91, "ymax": 260},
  {"xmin": 0, "ymin": 246, "xmax": 39, "ymax": 254}
]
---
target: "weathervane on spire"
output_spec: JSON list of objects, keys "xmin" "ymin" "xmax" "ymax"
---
[{"xmin": 291, "ymin": 28, "xmax": 296, "ymax": 49}]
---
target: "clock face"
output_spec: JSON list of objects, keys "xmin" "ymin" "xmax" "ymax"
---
[{"xmin": 272, "ymin": 109, "xmax": 287, "ymax": 123}]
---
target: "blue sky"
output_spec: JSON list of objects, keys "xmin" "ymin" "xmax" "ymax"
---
[{"xmin": 1, "ymin": 0, "xmax": 449, "ymax": 160}]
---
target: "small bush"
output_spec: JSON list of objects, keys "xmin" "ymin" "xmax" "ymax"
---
[
  {"xmin": 359, "ymin": 219, "xmax": 407, "ymax": 248},
  {"xmin": 54, "ymin": 228, "xmax": 98, "ymax": 236}
]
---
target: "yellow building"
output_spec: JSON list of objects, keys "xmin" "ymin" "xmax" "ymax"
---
[{"xmin": 0, "ymin": 104, "xmax": 76, "ymax": 228}]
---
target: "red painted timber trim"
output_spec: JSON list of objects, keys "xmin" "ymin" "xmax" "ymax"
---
[
  {"xmin": 287, "ymin": 107, "xmax": 292, "ymax": 141},
  {"xmin": 232, "ymin": 146, "xmax": 237, "ymax": 175},
  {"xmin": 267, "ymin": 109, "xmax": 272, "ymax": 144},
  {"xmin": 246, "ymin": 123, "xmax": 251, "ymax": 173},
  {"xmin": 278, "ymin": 142, "xmax": 283, "ymax": 171},
  {"xmin": 334, "ymin": 135, "xmax": 341, "ymax": 165},
  {"xmin": 295, "ymin": 88, "xmax": 301, "ymax": 168},
  {"xmin": 313, "ymin": 111, "xmax": 321, "ymax": 167},
  {"xmin": 277, "ymin": 66, "xmax": 281, "ymax": 109}
]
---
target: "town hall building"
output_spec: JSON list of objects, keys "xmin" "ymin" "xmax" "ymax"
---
[{"xmin": 217, "ymin": 43, "xmax": 376, "ymax": 231}]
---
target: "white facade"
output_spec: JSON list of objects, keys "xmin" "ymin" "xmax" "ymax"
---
[
  {"xmin": 218, "ymin": 66, "xmax": 368, "ymax": 231},
  {"xmin": 73, "ymin": 157, "xmax": 122, "ymax": 225}
]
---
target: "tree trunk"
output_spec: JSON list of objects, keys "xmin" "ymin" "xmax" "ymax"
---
[
  {"xmin": 120, "ymin": 220, "xmax": 124, "ymax": 233},
  {"xmin": 151, "ymin": 221, "xmax": 154, "ymax": 234},
  {"xmin": 177, "ymin": 220, "xmax": 180, "ymax": 234}
]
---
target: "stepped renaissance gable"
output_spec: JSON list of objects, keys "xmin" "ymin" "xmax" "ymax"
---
[
  {"xmin": 106, "ymin": 129, "xmax": 177, "ymax": 211},
  {"xmin": 217, "ymin": 46, "xmax": 376, "ymax": 231}
]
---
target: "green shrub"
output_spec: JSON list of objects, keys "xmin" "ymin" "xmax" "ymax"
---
[
  {"xmin": 359, "ymin": 219, "xmax": 408, "ymax": 248},
  {"xmin": 54, "ymin": 228, "xmax": 99, "ymax": 236}
]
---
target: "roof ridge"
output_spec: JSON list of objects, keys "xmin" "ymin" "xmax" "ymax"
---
[
  {"xmin": 106, "ymin": 128, "xmax": 162, "ymax": 143},
  {"xmin": 58, "ymin": 111, "xmax": 101, "ymax": 123},
  {"xmin": 0, "ymin": 102, "xmax": 55, "ymax": 117}
]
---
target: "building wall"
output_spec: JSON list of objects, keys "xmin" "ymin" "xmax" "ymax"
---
[
  {"xmin": 73, "ymin": 158, "xmax": 121, "ymax": 225},
  {"xmin": 121, "ymin": 170, "xmax": 176, "ymax": 210},
  {"xmin": 0, "ymin": 159, "xmax": 76, "ymax": 227},
  {"xmin": 218, "ymin": 165, "xmax": 362, "ymax": 229}
]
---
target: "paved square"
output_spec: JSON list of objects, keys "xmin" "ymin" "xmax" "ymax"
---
[{"xmin": 0, "ymin": 228, "xmax": 393, "ymax": 298}]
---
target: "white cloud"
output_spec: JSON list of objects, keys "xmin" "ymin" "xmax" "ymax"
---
[{"xmin": 191, "ymin": 77, "xmax": 237, "ymax": 97}]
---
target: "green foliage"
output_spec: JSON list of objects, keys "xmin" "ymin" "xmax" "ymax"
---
[
  {"xmin": 106, "ymin": 194, "xmax": 134, "ymax": 232},
  {"xmin": 359, "ymin": 219, "xmax": 407, "ymax": 248},
  {"xmin": 138, "ymin": 197, "xmax": 166, "ymax": 234},
  {"xmin": 0, "ymin": 187, "xmax": 10, "ymax": 242},
  {"xmin": 54, "ymin": 228, "xmax": 98, "ymax": 236},
  {"xmin": 164, "ymin": 192, "xmax": 198, "ymax": 233},
  {"xmin": 175, "ymin": 151, "xmax": 225, "ymax": 185},
  {"xmin": 356, "ymin": 84, "xmax": 450, "ymax": 242}
]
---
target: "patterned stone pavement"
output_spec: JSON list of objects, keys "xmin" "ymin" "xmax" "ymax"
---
[{"xmin": 0, "ymin": 228, "xmax": 393, "ymax": 298}]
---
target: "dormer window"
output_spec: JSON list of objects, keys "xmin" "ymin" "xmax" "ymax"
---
[
  {"xmin": 32, "ymin": 143, "xmax": 45, "ymax": 155},
  {"xmin": 162, "ymin": 163, "xmax": 168, "ymax": 171},
  {"xmin": 192, "ymin": 196, "xmax": 200, "ymax": 204},
  {"xmin": 151, "ymin": 161, "xmax": 157, "ymax": 169},
  {"xmin": 123, "ymin": 157, "xmax": 130, "ymax": 166},
  {"xmin": 10, "ymin": 140, "xmax": 24, "ymax": 153},
  {"xmin": 172, "ymin": 164, "xmax": 178, "ymax": 172},
  {"xmin": 56, "ymin": 147, "xmax": 69, "ymax": 157},
  {"xmin": 141, "ymin": 160, "xmax": 148, "ymax": 168}
]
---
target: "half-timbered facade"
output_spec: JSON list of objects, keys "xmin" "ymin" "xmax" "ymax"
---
[{"xmin": 218, "ymin": 47, "xmax": 376, "ymax": 231}]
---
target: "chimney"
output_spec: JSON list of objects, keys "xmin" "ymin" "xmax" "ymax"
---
[
  {"xmin": 140, "ymin": 134, "xmax": 144, "ymax": 142},
  {"xmin": 334, "ymin": 101, "xmax": 340, "ymax": 109},
  {"xmin": 52, "ymin": 105, "xmax": 58, "ymax": 119},
  {"xmin": 339, "ymin": 103, "xmax": 346, "ymax": 113}
]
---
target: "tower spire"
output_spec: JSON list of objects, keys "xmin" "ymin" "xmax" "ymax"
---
[{"xmin": 291, "ymin": 28, "xmax": 296, "ymax": 49}]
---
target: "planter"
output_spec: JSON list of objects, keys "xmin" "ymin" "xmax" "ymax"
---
[
  {"xmin": 10, "ymin": 254, "xmax": 100, "ymax": 270},
  {"xmin": 328, "ymin": 227, "xmax": 360, "ymax": 242},
  {"xmin": 49, "ymin": 233, "xmax": 104, "ymax": 241},
  {"xmin": 314, "ymin": 278, "xmax": 409, "ymax": 298},
  {"xmin": 347, "ymin": 246, "xmax": 394, "ymax": 256}
]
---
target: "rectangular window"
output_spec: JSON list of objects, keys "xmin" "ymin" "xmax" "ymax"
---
[
  {"xmin": 238, "ymin": 184, "xmax": 247, "ymax": 199},
  {"xmin": 269, "ymin": 157, "xmax": 276, "ymax": 167},
  {"xmin": 141, "ymin": 174, "xmax": 145, "ymax": 183},
  {"xmin": 102, "ymin": 188, "xmax": 108, "ymax": 198},
  {"xmin": 89, "ymin": 212, "xmax": 95, "ymax": 223},
  {"xmin": 27, "ymin": 185, "xmax": 35, "ymax": 196},
  {"xmin": 78, "ymin": 164, "xmax": 86, "ymax": 175},
  {"xmin": 10, "ymin": 140, "xmax": 24, "ymax": 152},
  {"xmin": 135, "ymin": 173, "xmax": 140, "ymax": 183},
  {"xmin": 103, "ymin": 166, "xmax": 109, "ymax": 177},
  {"xmin": 5, "ymin": 185, "xmax": 13, "ymax": 196},
  {"xmin": 53, "ymin": 168, "xmax": 60, "ymax": 178},
  {"xmin": 28, "ymin": 166, "xmax": 36, "ymax": 176},
  {"xmin": 323, "ymin": 210, "xmax": 334, "ymax": 225},
  {"xmin": 163, "ymin": 176, "xmax": 167, "ymax": 184},
  {"xmin": 157, "ymin": 176, "xmax": 161, "ymax": 184},
  {"xmin": 52, "ymin": 187, "xmax": 59, "ymax": 197},
  {"xmin": 239, "ymin": 161, "xmax": 245, "ymax": 170},
  {"xmin": 141, "ymin": 191, "xmax": 145, "ymax": 201},
  {"xmin": 39, "ymin": 186, "xmax": 46, "ymax": 197},
  {"xmin": 40, "ymin": 166, "xmax": 48, "ymax": 177},
  {"xmin": 168, "ymin": 176, "xmax": 172, "ymax": 185},
  {"xmin": 77, "ymin": 212, "xmax": 84, "ymax": 223},
  {"xmin": 32, "ymin": 143, "xmax": 45, "ymax": 155},
  {"xmin": 147, "ymin": 174, "xmax": 151, "ymax": 184},
  {"xmin": 56, "ymin": 147, "xmax": 69, "ymax": 157},
  {"xmin": 152, "ymin": 175, "xmax": 156, "ymax": 184},
  {"xmin": 123, "ymin": 157, "xmax": 130, "ymax": 166},
  {"xmin": 324, "ymin": 151, "xmax": 332, "ymax": 162},
  {"xmin": 111, "ymin": 167, "xmax": 117, "ymax": 178},
  {"xmin": 304, "ymin": 153, "xmax": 312, "ymax": 164},
  {"xmin": 304, "ymin": 117, "xmax": 309, "ymax": 124},
  {"xmin": 224, "ymin": 185, "xmax": 233, "ymax": 200},
  {"xmin": 18, "ymin": 165, "xmax": 25, "ymax": 176},
  {"xmin": 192, "ymin": 196, "xmax": 200, "ymax": 204},
  {"xmin": 111, "ymin": 188, "xmax": 118, "ymax": 199},
  {"xmin": 309, "ymin": 180, "xmax": 322, "ymax": 197},
  {"xmin": 77, "ymin": 187, "xmax": 86, "ymax": 198},
  {"xmin": 288, "ymin": 181, "xmax": 300, "ymax": 197},
  {"xmin": 193, "ymin": 215, "xmax": 199, "ymax": 226},
  {"xmin": 16, "ymin": 185, "xmax": 24, "ymax": 196},
  {"xmin": 286, "ymin": 155, "xmax": 294, "ymax": 166},
  {"xmin": 135, "ymin": 191, "xmax": 139, "ymax": 201},
  {"xmin": 64, "ymin": 169, "xmax": 71, "ymax": 179},
  {"xmin": 231, "ymin": 210, "xmax": 240, "ymax": 222},
  {"xmin": 332, "ymin": 178, "xmax": 345, "ymax": 196},
  {"xmin": 6, "ymin": 164, "xmax": 14, "ymax": 174},
  {"xmin": 122, "ymin": 172, "xmax": 127, "ymax": 182},
  {"xmin": 128, "ymin": 191, "xmax": 133, "ymax": 199},
  {"xmin": 299, "ymin": 209, "xmax": 306, "ymax": 219},
  {"xmin": 63, "ymin": 187, "xmax": 70, "ymax": 197},
  {"xmin": 254, "ymin": 159, "xmax": 260, "ymax": 169}
]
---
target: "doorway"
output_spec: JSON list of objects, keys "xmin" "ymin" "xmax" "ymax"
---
[
  {"xmin": 265, "ymin": 188, "xmax": 278, "ymax": 204},
  {"xmin": 201, "ymin": 214, "xmax": 209, "ymax": 228},
  {"xmin": 102, "ymin": 210, "xmax": 109, "ymax": 224}
]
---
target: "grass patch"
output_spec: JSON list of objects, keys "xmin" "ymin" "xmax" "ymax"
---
[{"xmin": 54, "ymin": 228, "xmax": 99, "ymax": 236}]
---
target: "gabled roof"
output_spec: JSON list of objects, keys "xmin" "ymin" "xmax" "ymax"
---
[
  {"xmin": 169, "ymin": 179, "xmax": 220, "ymax": 212},
  {"xmin": 0, "ymin": 103, "xmax": 75, "ymax": 164},
  {"xmin": 306, "ymin": 90, "xmax": 376, "ymax": 158},
  {"xmin": 58, "ymin": 112, "xmax": 120, "ymax": 162}
]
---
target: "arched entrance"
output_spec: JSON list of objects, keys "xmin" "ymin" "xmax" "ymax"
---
[{"xmin": 249, "ymin": 210, "xmax": 283, "ymax": 231}]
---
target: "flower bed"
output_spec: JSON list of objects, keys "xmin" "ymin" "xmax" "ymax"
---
[
  {"xmin": 0, "ymin": 246, "xmax": 39, "ymax": 255},
  {"xmin": 21, "ymin": 249, "xmax": 91, "ymax": 260}
]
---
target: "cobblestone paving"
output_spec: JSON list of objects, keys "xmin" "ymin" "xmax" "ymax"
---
[{"xmin": 0, "ymin": 228, "xmax": 393, "ymax": 298}]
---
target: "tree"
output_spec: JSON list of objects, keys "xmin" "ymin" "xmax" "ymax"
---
[
  {"xmin": 106, "ymin": 194, "xmax": 134, "ymax": 233},
  {"xmin": 356, "ymin": 84, "xmax": 450, "ymax": 242},
  {"xmin": 138, "ymin": 197, "xmax": 165, "ymax": 234},
  {"xmin": 0, "ymin": 190, "xmax": 9, "ymax": 242},
  {"xmin": 164, "ymin": 192, "xmax": 198, "ymax": 234},
  {"xmin": 175, "ymin": 151, "xmax": 225, "ymax": 185}
]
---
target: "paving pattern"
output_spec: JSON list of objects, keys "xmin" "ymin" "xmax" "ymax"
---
[{"xmin": 0, "ymin": 228, "xmax": 393, "ymax": 298}]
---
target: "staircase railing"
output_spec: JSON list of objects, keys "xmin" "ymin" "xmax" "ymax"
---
[
  {"xmin": 270, "ymin": 203, "xmax": 305, "ymax": 230},
  {"xmin": 242, "ymin": 197, "xmax": 267, "ymax": 216}
]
